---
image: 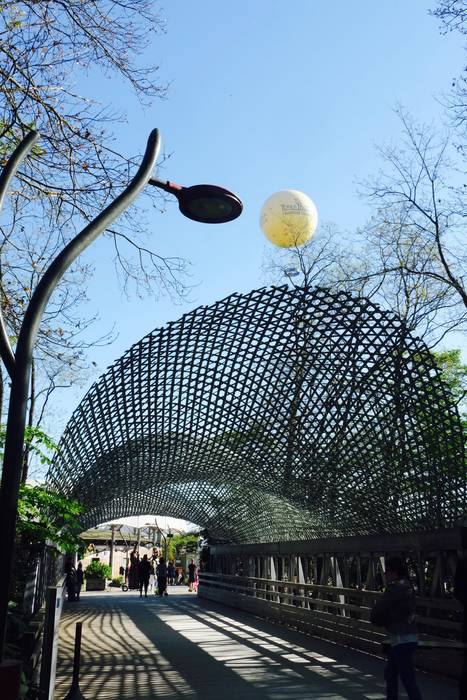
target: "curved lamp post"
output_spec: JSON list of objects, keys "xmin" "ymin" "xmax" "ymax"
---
[{"xmin": 0, "ymin": 128, "xmax": 242, "ymax": 666}]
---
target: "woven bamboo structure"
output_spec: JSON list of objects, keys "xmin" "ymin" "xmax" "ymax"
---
[{"xmin": 47, "ymin": 286, "xmax": 465, "ymax": 543}]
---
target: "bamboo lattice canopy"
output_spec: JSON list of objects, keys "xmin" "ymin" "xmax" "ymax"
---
[{"xmin": 47, "ymin": 286, "xmax": 466, "ymax": 543}]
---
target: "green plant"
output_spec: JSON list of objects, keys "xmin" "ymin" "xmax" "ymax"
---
[
  {"xmin": 169, "ymin": 533, "xmax": 199, "ymax": 561},
  {"xmin": 0, "ymin": 424, "xmax": 85, "ymax": 552},
  {"xmin": 85, "ymin": 560, "xmax": 111, "ymax": 580},
  {"xmin": 16, "ymin": 484, "xmax": 85, "ymax": 552},
  {"xmin": 0, "ymin": 424, "xmax": 59, "ymax": 468},
  {"xmin": 110, "ymin": 576, "xmax": 123, "ymax": 587}
]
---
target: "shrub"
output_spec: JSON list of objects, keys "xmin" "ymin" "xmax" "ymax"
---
[
  {"xmin": 84, "ymin": 560, "xmax": 111, "ymax": 580},
  {"xmin": 110, "ymin": 576, "xmax": 123, "ymax": 587}
]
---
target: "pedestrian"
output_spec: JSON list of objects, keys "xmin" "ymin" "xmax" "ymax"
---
[
  {"xmin": 139, "ymin": 554, "xmax": 152, "ymax": 598},
  {"xmin": 156, "ymin": 556, "xmax": 168, "ymax": 596},
  {"xmin": 65, "ymin": 562, "xmax": 77, "ymax": 602},
  {"xmin": 129, "ymin": 547, "xmax": 140, "ymax": 590},
  {"xmin": 192, "ymin": 569, "xmax": 199, "ymax": 593},
  {"xmin": 148, "ymin": 560, "xmax": 155, "ymax": 593},
  {"xmin": 175, "ymin": 566, "xmax": 184, "ymax": 585},
  {"xmin": 370, "ymin": 555, "xmax": 423, "ymax": 700},
  {"xmin": 76, "ymin": 562, "xmax": 84, "ymax": 600},
  {"xmin": 167, "ymin": 560, "xmax": 176, "ymax": 586},
  {"xmin": 188, "ymin": 559, "xmax": 197, "ymax": 592}
]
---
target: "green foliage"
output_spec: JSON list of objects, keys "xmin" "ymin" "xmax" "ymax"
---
[
  {"xmin": 0, "ymin": 423, "xmax": 83, "ymax": 550},
  {"xmin": 432, "ymin": 349, "xmax": 467, "ymax": 419},
  {"xmin": 0, "ymin": 423, "xmax": 59, "ymax": 467},
  {"xmin": 168, "ymin": 533, "xmax": 198, "ymax": 561},
  {"xmin": 110, "ymin": 576, "xmax": 123, "ymax": 587},
  {"xmin": 24, "ymin": 426, "xmax": 58, "ymax": 466},
  {"xmin": 17, "ymin": 484, "xmax": 84, "ymax": 552},
  {"xmin": 85, "ymin": 560, "xmax": 111, "ymax": 579},
  {"xmin": 0, "ymin": 119, "xmax": 44, "ymax": 158}
]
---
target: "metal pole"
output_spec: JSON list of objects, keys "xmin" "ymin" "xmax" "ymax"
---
[
  {"xmin": 0, "ymin": 128, "xmax": 161, "ymax": 661},
  {"xmin": 0, "ymin": 131, "xmax": 39, "ymax": 379},
  {"xmin": 109, "ymin": 524, "xmax": 116, "ymax": 578},
  {"xmin": 63, "ymin": 622, "xmax": 86, "ymax": 700}
]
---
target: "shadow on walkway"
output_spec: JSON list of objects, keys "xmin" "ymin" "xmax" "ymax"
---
[{"xmin": 54, "ymin": 590, "xmax": 457, "ymax": 700}]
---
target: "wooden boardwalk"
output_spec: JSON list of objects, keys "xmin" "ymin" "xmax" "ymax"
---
[{"xmin": 54, "ymin": 588, "xmax": 458, "ymax": 700}]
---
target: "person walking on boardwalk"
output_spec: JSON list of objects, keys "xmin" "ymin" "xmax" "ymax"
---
[
  {"xmin": 148, "ymin": 560, "xmax": 155, "ymax": 593},
  {"xmin": 176, "ymin": 566, "xmax": 185, "ymax": 585},
  {"xmin": 167, "ymin": 560, "xmax": 176, "ymax": 586},
  {"xmin": 129, "ymin": 546, "xmax": 140, "ymax": 590},
  {"xmin": 156, "ymin": 556, "xmax": 168, "ymax": 596},
  {"xmin": 370, "ymin": 555, "xmax": 423, "ymax": 700},
  {"xmin": 65, "ymin": 561, "xmax": 77, "ymax": 601},
  {"xmin": 188, "ymin": 559, "xmax": 197, "ymax": 592},
  {"xmin": 76, "ymin": 562, "xmax": 84, "ymax": 600},
  {"xmin": 139, "ymin": 554, "xmax": 152, "ymax": 598}
]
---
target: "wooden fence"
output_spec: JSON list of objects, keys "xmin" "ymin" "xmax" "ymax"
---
[{"xmin": 198, "ymin": 571, "xmax": 463, "ymax": 679}]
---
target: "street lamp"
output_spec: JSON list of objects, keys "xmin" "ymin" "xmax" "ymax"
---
[
  {"xmin": 149, "ymin": 179, "xmax": 242, "ymax": 224},
  {"xmin": 0, "ymin": 127, "xmax": 243, "ymax": 667}
]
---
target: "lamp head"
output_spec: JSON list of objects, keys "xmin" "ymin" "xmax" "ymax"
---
[
  {"xmin": 177, "ymin": 184, "xmax": 243, "ymax": 224},
  {"xmin": 149, "ymin": 178, "xmax": 243, "ymax": 224}
]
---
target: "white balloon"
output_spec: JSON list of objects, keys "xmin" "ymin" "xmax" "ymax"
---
[{"xmin": 260, "ymin": 190, "xmax": 318, "ymax": 248}]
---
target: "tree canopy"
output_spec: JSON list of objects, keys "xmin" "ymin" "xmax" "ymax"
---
[
  {"xmin": 17, "ymin": 483, "xmax": 84, "ymax": 552},
  {"xmin": 0, "ymin": 422, "xmax": 84, "ymax": 549}
]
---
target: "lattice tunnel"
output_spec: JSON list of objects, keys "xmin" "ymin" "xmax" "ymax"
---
[{"xmin": 47, "ymin": 286, "xmax": 466, "ymax": 543}]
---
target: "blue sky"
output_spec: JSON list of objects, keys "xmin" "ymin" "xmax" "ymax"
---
[{"xmin": 45, "ymin": 0, "xmax": 466, "ymax": 437}]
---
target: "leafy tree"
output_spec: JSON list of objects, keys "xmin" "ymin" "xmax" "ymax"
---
[
  {"xmin": 432, "ymin": 348, "xmax": 467, "ymax": 420},
  {"xmin": 17, "ymin": 483, "xmax": 84, "ymax": 552},
  {"xmin": 0, "ymin": 422, "xmax": 84, "ymax": 549},
  {"xmin": 0, "ymin": 422, "xmax": 58, "ymax": 482},
  {"xmin": 168, "ymin": 533, "xmax": 199, "ymax": 562}
]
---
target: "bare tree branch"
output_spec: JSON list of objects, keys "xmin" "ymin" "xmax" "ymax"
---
[
  {"xmin": 0, "ymin": 2, "xmax": 189, "ymax": 470},
  {"xmin": 263, "ymin": 111, "xmax": 466, "ymax": 348}
]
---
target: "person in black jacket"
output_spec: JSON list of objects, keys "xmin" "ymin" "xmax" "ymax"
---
[
  {"xmin": 370, "ymin": 556, "xmax": 423, "ymax": 700},
  {"xmin": 76, "ymin": 562, "xmax": 84, "ymax": 600},
  {"xmin": 156, "ymin": 557, "xmax": 168, "ymax": 596},
  {"xmin": 138, "ymin": 554, "xmax": 152, "ymax": 598},
  {"xmin": 65, "ymin": 561, "xmax": 77, "ymax": 602},
  {"xmin": 188, "ymin": 559, "xmax": 197, "ymax": 592},
  {"xmin": 167, "ymin": 560, "xmax": 176, "ymax": 586}
]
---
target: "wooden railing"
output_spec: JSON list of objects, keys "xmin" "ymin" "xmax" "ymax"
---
[{"xmin": 198, "ymin": 572, "xmax": 463, "ymax": 679}]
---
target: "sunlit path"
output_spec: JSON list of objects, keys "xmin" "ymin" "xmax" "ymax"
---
[{"xmin": 54, "ymin": 588, "xmax": 457, "ymax": 700}]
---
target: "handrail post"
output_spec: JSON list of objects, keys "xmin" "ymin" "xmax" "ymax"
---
[{"xmin": 63, "ymin": 622, "xmax": 86, "ymax": 700}]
